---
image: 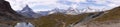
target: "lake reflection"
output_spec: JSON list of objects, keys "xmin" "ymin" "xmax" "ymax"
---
[{"xmin": 14, "ymin": 22, "xmax": 34, "ymax": 27}]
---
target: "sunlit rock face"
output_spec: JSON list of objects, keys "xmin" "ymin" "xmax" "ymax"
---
[{"xmin": 15, "ymin": 22, "xmax": 34, "ymax": 27}]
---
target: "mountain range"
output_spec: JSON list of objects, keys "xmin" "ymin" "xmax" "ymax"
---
[
  {"xmin": 17, "ymin": 5, "xmax": 105, "ymax": 18},
  {"xmin": 29, "ymin": 6, "xmax": 120, "ymax": 27},
  {"xmin": 74, "ymin": 6, "xmax": 120, "ymax": 27},
  {"xmin": 1, "ymin": 0, "xmax": 120, "ymax": 27}
]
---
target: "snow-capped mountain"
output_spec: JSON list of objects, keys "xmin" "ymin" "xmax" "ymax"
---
[
  {"xmin": 49, "ymin": 8, "xmax": 67, "ymax": 14},
  {"xmin": 18, "ymin": 5, "xmax": 37, "ymax": 18},
  {"xmin": 17, "ymin": 5, "xmax": 105, "ymax": 18},
  {"xmin": 65, "ymin": 7, "xmax": 80, "ymax": 15},
  {"xmin": 78, "ymin": 7, "xmax": 103, "ymax": 13},
  {"xmin": 48, "ymin": 7, "xmax": 81, "ymax": 15},
  {"xmin": 21, "ymin": 5, "xmax": 34, "ymax": 13},
  {"xmin": 65, "ymin": 7, "xmax": 105, "ymax": 15}
]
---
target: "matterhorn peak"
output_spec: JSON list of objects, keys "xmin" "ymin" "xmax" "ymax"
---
[
  {"xmin": 21, "ymin": 5, "xmax": 33, "ymax": 12},
  {"xmin": 18, "ymin": 5, "xmax": 37, "ymax": 18}
]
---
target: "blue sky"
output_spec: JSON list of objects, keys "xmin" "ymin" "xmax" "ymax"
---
[{"xmin": 6, "ymin": 0, "xmax": 120, "ymax": 11}]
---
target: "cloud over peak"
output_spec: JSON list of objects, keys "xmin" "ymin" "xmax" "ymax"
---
[{"xmin": 6, "ymin": 0, "xmax": 120, "ymax": 11}]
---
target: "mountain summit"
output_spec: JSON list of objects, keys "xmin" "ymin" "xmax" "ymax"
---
[
  {"xmin": 18, "ymin": 5, "xmax": 36, "ymax": 18},
  {"xmin": 49, "ymin": 8, "xmax": 66, "ymax": 14},
  {"xmin": 21, "ymin": 5, "xmax": 33, "ymax": 13},
  {"xmin": 66, "ymin": 7, "xmax": 80, "ymax": 15}
]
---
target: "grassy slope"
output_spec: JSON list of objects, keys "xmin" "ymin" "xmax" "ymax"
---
[
  {"xmin": 28, "ymin": 13, "xmax": 90, "ymax": 27},
  {"xmin": 93, "ymin": 6, "xmax": 120, "ymax": 22}
]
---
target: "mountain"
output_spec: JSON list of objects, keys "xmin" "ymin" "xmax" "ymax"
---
[
  {"xmin": 18, "ymin": 5, "xmax": 37, "ymax": 18},
  {"xmin": 93, "ymin": 6, "xmax": 120, "ymax": 22},
  {"xmin": 36, "ymin": 8, "xmax": 67, "ymax": 16},
  {"xmin": 49, "ymin": 8, "xmax": 66, "ymax": 14},
  {"xmin": 66, "ymin": 7, "xmax": 80, "ymax": 15},
  {"xmin": 21, "ymin": 5, "xmax": 34, "ymax": 13},
  {"xmin": 29, "ymin": 9, "xmax": 105, "ymax": 27},
  {"xmin": 26, "ymin": 5, "xmax": 120, "ymax": 27},
  {"xmin": 0, "ymin": 0, "xmax": 26, "ymax": 26},
  {"xmin": 73, "ymin": 6, "xmax": 120, "ymax": 27},
  {"xmin": 36, "ymin": 7, "xmax": 76, "ymax": 16},
  {"xmin": 66, "ymin": 7, "xmax": 105, "ymax": 15},
  {"xmin": 48, "ymin": 7, "xmax": 81, "ymax": 15},
  {"xmin": 35, "ymin": 7, "xmax": 102, "ymax": 16},
  {"xmin": 0, "ymin": 0, "xmax": 25, "ymax": 21}
]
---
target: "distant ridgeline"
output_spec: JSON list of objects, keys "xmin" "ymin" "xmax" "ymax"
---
[{"xmin": 16, "ymin": 5, "xmax": 108, "ymax": 18}]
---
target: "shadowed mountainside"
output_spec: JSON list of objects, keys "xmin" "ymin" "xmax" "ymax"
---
[{"xmin": 0, "ymin": 0, "xmax": 26, "ymax": 26}]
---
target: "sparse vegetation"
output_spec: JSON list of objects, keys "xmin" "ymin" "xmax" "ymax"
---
[
  {"xmin": 93, "ymin": 6, "xmax": 120, "ymax": 22},
  {"xmin": 28, "ymin": 13, "xmax": 89, "ymax": 27}
]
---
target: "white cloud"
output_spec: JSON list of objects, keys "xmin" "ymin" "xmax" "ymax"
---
[
  {"xmin": 5, "ymin": 0, "xmax": 120, "ymax": 12},
  {"xmin": 54, "ymin": 3, "xmax": 70, "ymax": 9},
  {"xmin": 107, "ymin": 0, "xmax": 120, "ymax": 7},
  {"xmin": 107, "ymin": 4, "xmax": 119, "ymax": 7},
  {"xmin": 6, "ymin": 0, "xmax": 26, "ymax": 10},
  {"xmin": 67, "ymin": 0, "xmax": 86, "ymax": 3},
  {"xmin": 71, "ymin": 4, "xmax": 78, "ymax": 9},
  {"xmin": 108, "ymin": 0, "xmax": 120, "ymax": 4},
  {"xmin": 7, "ymin": 0, "xmax": 71, "ymax": 11},
  {"xmin": 88, "ymin": 0, "xmax": 120, "ymax": 10},
  {"xmin": 27, "ymin": 0, "xmax": 57, "ymax": 5},
  {"xmin": 6, "ymin": 0, "xmax": 58, "ymax": 11},
  {"xmin": 91, "ymin": 0, "xmax": 107, "ymax": 4}
]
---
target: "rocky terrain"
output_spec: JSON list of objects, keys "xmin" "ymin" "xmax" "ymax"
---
[{"xmin": 0, "ymin": 0, "xmax": 27, "ymax": 27}]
